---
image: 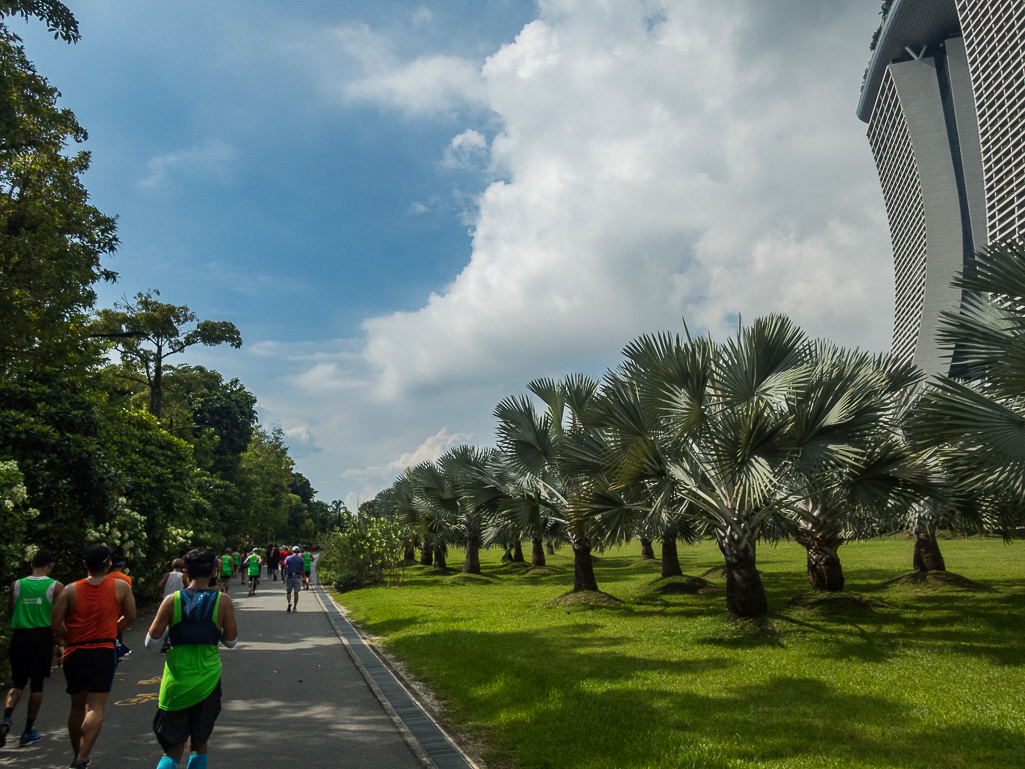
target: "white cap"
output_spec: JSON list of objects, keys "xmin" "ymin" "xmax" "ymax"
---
[
  {"xmin": 252, "ymin": 548, "xmax": 259, "ymax": 552},
  {"xmin": 292, "ymin": 546, "xmax": 300, "ymax": 552}
]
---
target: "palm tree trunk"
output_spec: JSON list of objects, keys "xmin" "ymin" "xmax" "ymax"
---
[
  {"xmin": 720, "ymin": 536, "xmax": 767, "ymax": 617},
  {"xmin": 463, "ymin": 531, "xmax": 481, "ymax": 574},
  {"xmin": 420, "ymin": 540, "xmax": 433, "ymax": 566},
  {"xmin": 572, "ymin": 539, "xmax": 599, "ymax": 592},
  {"xmin": 639, "ymin": 537, "xmax": 655, "ymax": 560},
  {"xmin": 913, "ymin": 526, "xmax": 946, "ymax": 571},
  {"xmin": 404, "ymin": 544, "xmax": 416, "ymax": 562},
  {"xmin": 531, "ymin": 537, "xmax": 546, "ymax": 567},
  {"xmin": 545, "ymin": 542, "xmax": 555, "ymax": 555},
  {"xmin": 660, "ymin": 536, "xmax": 683, "ymax": 578},
  {"xmin": 512, "ymin": 541, "xmax": 524, "ymax": 562},
  {"xmin": 433, "ymin": 545, "xmax": 447, "ymax": 570},
  {"xmin": 795, "ymin": 527, "xmax": 845, "ymax": 592}
]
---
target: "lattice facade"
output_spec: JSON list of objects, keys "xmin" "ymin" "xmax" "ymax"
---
[
  {"xmin": 868, "ymin": 70, "xmax": 927, "ymax": 366},
  {"xmin": 957, "ymin": 0, "xmax": 1025, "ymax": 244}
]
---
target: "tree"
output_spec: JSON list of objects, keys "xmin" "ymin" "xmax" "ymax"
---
[
  {"xmin": 92, "ymin": 290, "xmax": 242, "ymax": 417},
  {"xmin": 0, "ymin": 2, "xmax": 79, "ymax": 43},
  {"xmin": 0, "ymin": 27, "xmax": 117, "ymax": 377}
]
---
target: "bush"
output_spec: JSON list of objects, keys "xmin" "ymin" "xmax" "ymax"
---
[{"xmin": 318, "ymin": 517, "xmax": 406, "ymax": 590}]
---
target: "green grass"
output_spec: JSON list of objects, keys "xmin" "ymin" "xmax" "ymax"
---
[{"xmin": 330, "ymin": 539, "xmax": 1024, "ymax": 769}]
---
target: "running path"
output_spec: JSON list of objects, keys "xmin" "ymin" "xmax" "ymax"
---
[{"xmin": 0, "ymin": 573, "xmax": 422, "ymax": 769}]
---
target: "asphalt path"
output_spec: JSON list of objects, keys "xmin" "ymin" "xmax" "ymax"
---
[{"xmin": 0, "ymin": 572, "xmax": 422, "ymax": 769}]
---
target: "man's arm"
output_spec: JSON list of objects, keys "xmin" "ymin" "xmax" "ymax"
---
[
  {"xmin": 218, "ymin": 594, "xmax": 238, "ymax": 646},
  {"xmin": 146, "ymin": 594, "xmax": 175, "ymax": 643},
  {"xmin": 156, "ymin": 572, "xmax": 169, "ymax": 594},
  {"xmin": 116, "ymin": 580, "xmax": 137, "ymax": 632},
  {"xmin": 50, "ymin": 584, "xmax": 72, "ymax": 644},
  {"xmin": 7, "ymin": 579, "xmax": 14, "ymax": 619}
]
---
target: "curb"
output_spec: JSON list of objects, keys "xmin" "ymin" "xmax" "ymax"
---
[{"xmin": 311, "ymin": 568, "xmax": 480, "ymax": 769}]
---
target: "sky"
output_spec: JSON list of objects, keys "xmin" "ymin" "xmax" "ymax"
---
[{"xmin": 16, "ymin": 0, "xmax": 893, "ymax": 509}]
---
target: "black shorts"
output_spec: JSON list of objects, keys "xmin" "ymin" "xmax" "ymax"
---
[
  {"xmin": 153, "ymin": 680, "xmax": 222, "ymax": 751},
  {"xmin": 63, "ymin": 646, "xmax": 116, "ymax": 694},
  {"xmin": 303, "ymin": 570, "xmax": 311, "ymax": 577},
  {"xmin": 9, "ymin": 627, "xmax": 54, "ymax": 691}
]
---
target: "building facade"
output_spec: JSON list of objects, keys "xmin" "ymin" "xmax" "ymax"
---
[{"xmin": 858, "ymin": 0, "xmax": 1025, "ymax": 376}]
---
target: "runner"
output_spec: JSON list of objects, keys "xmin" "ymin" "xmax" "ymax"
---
[
  {"xmin": 283, "ymin": 547, "xmax": 304, "ymax": 612},
  {"xmin": 155, "ymin": 560, "xmax": 186, "ymax": 653},
  {"xmin": 244, "ymin": 549, "xmax": 262, "ymax": 596},
  {"xmin": 219, "ymin": 549, "xmax": 233, "ymax": 594},
  {"xmin": 108, "ymin": 554, "xmax": 133, "ymax": 659},
  {"xmin": 156, "ymin": 559, "xmax": 186, "ymax": 600},
  {"xmin": 279, "ymin": 546, "xmax": 290, "ymax": 581},
  {"xmin": 301, "ymin": 548, "xmax": 313, "ymax": 590},
  {"xmin": 145, "ymin": 547, "xmax": 237, "ymax": 769},
  {"xmin": 266, "ymin": 545, "xmax": 279, "ymax": 582},
  {"xmin": 230, "ymin": 550, "xmax": 240, "ymax": 579},
  {"xmin": 2, "ymin": 550, "xmax": 63, "ymax": 748},
  {"xmin": 50, "ymin": 545, "xmax": 136, "ymax": 769}
]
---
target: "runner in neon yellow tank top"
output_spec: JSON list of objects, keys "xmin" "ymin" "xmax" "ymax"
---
[
  {"xmin": 145, "ymin": 547, "xmax": 237, "ymax": 769},
  {"xmin": 219, "ymin": 549, "xmax": 233, "ymax": 594}
]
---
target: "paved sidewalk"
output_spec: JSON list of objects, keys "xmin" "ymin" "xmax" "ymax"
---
[{"xmin": 0, "ymin": 574, "xmax": 422, "ymax": 769}]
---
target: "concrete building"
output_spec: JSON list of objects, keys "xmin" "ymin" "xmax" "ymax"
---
[{"xmin": 858, "ymin": 0, "xmax": 1025, "ymax": 376}]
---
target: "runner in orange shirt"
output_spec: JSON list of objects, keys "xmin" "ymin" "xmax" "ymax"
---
[{"xmin": 51, "ymin": 545, "xmax": 136, "ymax": 769}]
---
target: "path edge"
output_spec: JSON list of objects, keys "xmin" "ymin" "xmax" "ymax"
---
[{"xmin": 311, "ymin": 577, "xmax": 482, "ymax": 769}]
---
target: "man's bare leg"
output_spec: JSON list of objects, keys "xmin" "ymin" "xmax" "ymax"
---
[
  {"xmin": 5, "ymin": 686, "xmax": 22, "ymax": 712},
  {"xmin": 26, "ymin": 691, "xmax": 43, "ymax": 720},
  {"xmin": 75, "ymin": 692, "xmax": 109, "ymax": 761}
]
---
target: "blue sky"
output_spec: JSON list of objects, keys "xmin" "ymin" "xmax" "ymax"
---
[{"xmin": 17, "ymin": 1, "xmax": 892, "ymax": 507}]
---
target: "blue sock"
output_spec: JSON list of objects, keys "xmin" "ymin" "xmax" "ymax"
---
[
  {"xmin": 157, "ymin": 757, "xmax": 177, "ymax": 769},
  {"xmin": 187, "ymin": 754, "xmax": 208, "ymax": 769}
]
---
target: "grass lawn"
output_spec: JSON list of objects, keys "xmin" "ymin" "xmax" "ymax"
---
[{"xmin": 330, "ymin": 538, "xmax": 1024, "ymax": 769}]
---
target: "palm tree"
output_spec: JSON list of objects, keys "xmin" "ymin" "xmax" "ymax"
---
[
  {"xmin": 912, "ymin": 240, "xmax": 1025, "ymax": 538},
  {"xmin": 494, "ymin": 375, "xmax": 602, "ymax": 592}
]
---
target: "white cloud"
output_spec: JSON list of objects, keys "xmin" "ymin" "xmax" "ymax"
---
[
  {"xmin": 261, "ymin": 1, "xmax": 892, "ymax": 501},
  {"xmin": 442, "ymin": 129, "xmax": 488, "ymax": 168},
  {"xmin": 343, "ymin": 427, "xmax": 474, "ymax": 483},
  {"xmin": 411, "ymin": 6, "xmax": 433, "ymax": 26},
  {"xmin": 140, "ymin": 140, "xmax": 238, "ymax": 188}
]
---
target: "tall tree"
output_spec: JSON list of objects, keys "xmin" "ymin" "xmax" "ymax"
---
[
  {"xmin": 0, "ymin": 26, "xmax": 117, "ymax": 376},
  {"xmin": 92, "ymin": 290, "xmax": 242, "ymax": 417}
]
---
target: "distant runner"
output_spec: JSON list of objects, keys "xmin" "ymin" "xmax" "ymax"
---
[
  {"xmin": 146, "ymin": 547, "xmax": 237, "ymax": 769},
  {"xmin": 230, "ymin": 551, "xmax": 240, "ymax": 578},
  {"xmin": 107, "ymin": 554, "xmax": 132, "ymax": 659},
  {"xmin": 244, "ymin": 549, "xmax": 262, "ymax": 596},
  {"xmin": 156, "ymin": 560, "xmax": 186, "ymax": 600},
  {"xmin": 51, "ymin": 545, "xmax": 136, "ymax": 769},
  {"xmin": 266, "ymin": 545, "xmax": 279, "ymax": 582},
  {"xmin": 2, "ymin": 550, "xmax": 63, "ymax": 748},
  {"xmin": 219, "ymin": 549, "xmax": 233, "ymax": 594},
  {"xmin": 283, "ymin": 547, "xmax": 304, "ymax": 612},
  {"xmin": 301, "ymin": 549, "xmax": 312, "ymax": 590}
]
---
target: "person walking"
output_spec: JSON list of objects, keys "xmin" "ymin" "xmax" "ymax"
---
[
  {"xmin": 145, "ymin": 547, "xmax": 238, "ymax": 769},
  {"xmin": 283, "ymin": 547, "xmax": 304, "ymax": 612},
  {"xmin": 266, "ymin": 545, "xmax": 279, "ymax": 582},
  {"xmin": 219, "ymin": 549, "xmax": 233, "ymax": 594},
  {"xmin": 2, "ymin": 550, "xmax": 63, "ymax": 748},
  {"xmin": 243, "ymin": 549, "xmax": 262, "ymax": 597},
  {"xmin": 50, "ymin": 545, "xmax": 137, "ymax": 769},
  {"xmin": 301, "ymin": 549, "xmax": 313, "ymax": 590}
]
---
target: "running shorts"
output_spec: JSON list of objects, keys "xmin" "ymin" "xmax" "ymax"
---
[
  {"xmin": 10, "ymin": 627, "xmax": 54, "ymax": 691},
  {"xmin": 303, "ymin": 570, "xmax": 311, "ymax": 578},
  {"xmin": 153, "ymin": 680, "xmax": 222, "ymax": 751},
  {"xmin": 285, "ymin": 575, "xmax": 302, "ymax": 591},
  {"xmin": 63, "ymin": 646, "xmax": 116, "ymax": 694}
]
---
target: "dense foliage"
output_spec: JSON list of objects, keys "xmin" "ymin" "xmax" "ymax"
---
[{"xmin": 318, "ymin": 517, "xmax": 407, "ymax": 591}]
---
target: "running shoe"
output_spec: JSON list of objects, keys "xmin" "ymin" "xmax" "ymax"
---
[
  {"xmin": 69, "ymin": 758, "xmax": 88, "ymax": 769},
  {"xmin": 286, "ymin": 603, "xmax": 291, "ymax": 612},
  {"xmin": 19, "ymin": 729, "xmax": 42, "ymax": 746},
  {"xmin": 0, "ymin": 717, "xmax": 11, "ymax": 748}
]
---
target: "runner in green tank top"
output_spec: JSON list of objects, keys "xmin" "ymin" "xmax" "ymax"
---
[
  {"xmin": 145, "ymin": 547, "xmax": 237, "ymax": 769},
  {"xmin": 2, "ymin": 550, "xmax": 63, "ymax": 749},
  {"xmin": 244, "ymin": 548, "xmax": 262, "ymax": 596},
  {"xmin": 219, "ymin": 549, "xmax": 233, "ymax": 594},
  {"xmin": 231, "ymin": 551, "xmax": 240, "ymax": 577},
  {"xmin": 301, "ymin": 550, "xmax": 312, "ymax": 590}
]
